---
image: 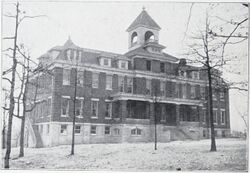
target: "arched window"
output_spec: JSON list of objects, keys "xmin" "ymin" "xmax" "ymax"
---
[
  {"xmin": 131, "ymin": 32, "xmax": 138, "ymax": 45},
  {"xmin": 145, "ymin": 31, "xmax": 155, "ymax": 42}
]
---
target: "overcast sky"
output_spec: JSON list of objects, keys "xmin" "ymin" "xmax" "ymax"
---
[{"xmin": 2, "ymin": 1, "xmax": 248, "ymax": 132}]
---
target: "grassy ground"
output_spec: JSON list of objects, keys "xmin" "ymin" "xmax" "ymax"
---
[{"xmin": 3, "ymin": 138, "xmax": 247, "ymax": 171}]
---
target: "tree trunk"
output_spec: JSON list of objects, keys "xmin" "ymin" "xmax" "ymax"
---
[
  {"xmin": 4, "ymin": 2, "xmax": 19, "ymax": 169},
  {"xmin": 19, "ymin": 116, "xmax": 25, "ymax": 157},
  {"xmin": 208, "ymin": 66, "xmax": 217, "ymax": 152}
]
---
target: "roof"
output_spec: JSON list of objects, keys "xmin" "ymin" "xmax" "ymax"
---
[
  {"xmin": 126, "ymin": 9, "xmax": 161, "ymax": 32},
  {"xmin": 124, "ymin": 46, "xmax": 179, "ymax": 62}
]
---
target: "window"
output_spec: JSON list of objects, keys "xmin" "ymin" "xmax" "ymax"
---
[
  {"xmin": 201, "ymin": 87, "xmax": 205, "ymax": 99},
  {"xmin": 131, "ymin": 128, "xmax": 142, "ymax": 136},
  {"xmin": 203, "ymin": 130, "xmax": 206, "ymax": 137},
  {"xmin": 118, "ymin": 76, "xmax": 125, "ymax": 92},
  {"xmin": 127, "ymin": 77, "xmax": 133, "ymax": 93},
  {"xmin": 61, "ymin": 97, "xmax": 69, "ymax": 117},
  {"xmin": 213, "ymin": 109, "xmax": 217, "ymax": 124},
  {"xmin": 60, "ymin": 125, "xmax": 67, "ymax": 135},
  {"xmin": 47, "ymin": 124, "xmax": 49, "ymax": 134},
  {"xmin": 106, "ymin": 75, "xmax": 112, "ymax": 90},
  {"xmin": 175, "ymin": 83, "xmax": 180, "ymax": 98},
  {"xmin": 119, "ymin": 60, "xmax": 128, "ymax": 69},
  {"xmin": 222, "ymin": 131, "xmax": 226, "ymax": 137},
  {"xmin": 105, "ymin": 126, "xmax": 111, "ymax": 135},
  {"xmin": 47, "ymin": 98, "xmax": 52, "ymax": 116},
  {"xmin": 40, "ymin": 125, "xmax": 43, "ymax": 134},
  {"xmin": 101, "ymin": 58, "xmax": 111, "ymax": 67},
  {"xmin": 179, "ymin": 70, "xmax": 186, "ymax": 77},
  {"xmin": 75, "ymin": 125, "xmax": 81, "ymax": 134},
  {"xmin": 160, "ymin": 81, "xmax": 165, "ymax": 96},
  {"xmin": 92, "ymin": 73, "xmax": 99, "ymax": 88},
  {"xmin": 192, "ymin": 71, "xmax": 199, "ymax": 80},
  {"xmin": 160, "ymin": 63, "xmax": 165, "ymax": 73},
  {"xmin": 105, "ymin": 101, "xmax": 112, "ymax": 118},
  {"xmin": 66, "ymin": 50, "xmax": 71, "ymax": 60},
  {"xmin": 146, "ymin": 60, "xmax": 151, "ymax": 71},
  {"xmin": 114, "ymin": 128, "xmax": 120, "ymax": 135},
  {"xmin": 191, "ymin": 86, "xmax": 196, "ymax": 99},
  {"xmin": 91, "ymin": 99, "xmax": 99, "ymax": 118},
  {"xmin": 77, "ymin": 71, "xmax": 84, "ymax": 86},
  {"xmin": 220, "ymin": 92, "xmax": 225, "ymax": 100},
  {"xmin": 74, "ymin": 51, "xmax": 78, "ymax": 62},
  {"xmin": 221, "ymin": 110, "xmax": 226, "ymax": 124},
  {"xmin": 182, "ymin": 84, "xmax": 187, "ymax": 98},
  {"xmin": 90, "ymin": 125, "xmax": 97, "ymax": 135},
  {"xmin": 203, "ymin": 109, "xmax": 206, "ymax": 123},
  {"xmin": 76, "ymin": 99, "xmax": 83, "ymax": 118},
  {"xmin": 213, "ymin": 92, "xmax": 217, "ymax": 100},
  {"xmin": 63, "ymin": 69, "xmax": 70, "ymax": 85},
  {"xmin": 146, "ymin": 79, "xmax": 151, "ymax": 95}
]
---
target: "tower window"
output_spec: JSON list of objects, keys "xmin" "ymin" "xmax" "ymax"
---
[
  {"xmin": 131, "ymin": 32, "xmax": 138, "ymax": 45},
  {"xmin": 145, "ymin": 31, "xmax": 155, "ymax": 42}
]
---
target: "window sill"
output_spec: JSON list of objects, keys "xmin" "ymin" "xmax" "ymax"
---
[
  {"xmin": 60, "ymin": 133, "xmax": 67, "ymax": 136},
  {"xmin": 90, "ymin": 133, "xmax": 97, "ymax": 135},
  {"xmin": 106, "ymin": 88, "xmax": 112, "ymax": 91},
  {"xmin": 91, "ymin": 117, "xmax": 98, "ymax": 119},
  {"xmin": 76, "ymin": 116, "xmax": 83, "ymax": 119},
  {"xmin": 105, "ymin": 117, "xmax": 112, "ymax": 119},
  {"xmin": 61, "ymin": 115, "xmax": 69, "ymax": 117}
]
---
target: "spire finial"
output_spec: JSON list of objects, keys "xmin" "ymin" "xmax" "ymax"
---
[
  {"xmin": 68, "ymin": 35, "xmax": 71, "ymax": 41},
  {"xmin": 142, "ymin": 6, "xmax": 146, "ymax": 11}
]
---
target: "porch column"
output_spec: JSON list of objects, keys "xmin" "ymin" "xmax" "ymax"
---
[
  {"xmin": 176, "ymin": 104, "xmax": 180, "ymax": 126},
  {"xmin": 120, "ymin": 100, "xmax": 127, "ymax": 122}
]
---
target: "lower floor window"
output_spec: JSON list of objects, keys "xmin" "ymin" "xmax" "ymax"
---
[
  {"xmin": 61, "ymin": 125, "xmax": 67, "ymax": 135},
  {"xmin": 114, "ymin": 128, "xmax": 120, "ymax": 135},
  {"xmin": 131, "ymin": 128, "xmax": 142, "ymax": 136},
  {"xmin": 203, "ymin": 130, "xmax": 206, "ymax": 137},
  {"xmin": 222, "ymin": 131, "xmax": 226, "ymax": 137},
  {"xmin": 91, "ymin": 125, "xmax": 97, "ymax": 135},
  {"xmin": 105, "ymin": 126, "xmax": 111, "ymax": 135},
  {"xmin": 75, "ymin": 125, "xmax": 81, "ymax": 134}
]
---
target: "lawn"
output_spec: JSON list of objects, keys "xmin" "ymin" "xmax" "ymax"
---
[{"xmin": 3, "ymin": 138, "xmax": 247, "ymax": 171}]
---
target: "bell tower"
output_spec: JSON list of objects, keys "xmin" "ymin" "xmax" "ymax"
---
[{"xmin": 126, "ymin": 8, "xmax": 161, "ymax": 51}]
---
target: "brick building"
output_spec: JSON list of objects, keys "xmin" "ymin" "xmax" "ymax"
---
[{"xmin": 26, "ymin": 9, "xmax": 230, "ymax": 147}]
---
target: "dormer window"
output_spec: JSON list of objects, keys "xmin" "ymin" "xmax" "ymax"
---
[
  {"xmin": 66, "ymin": 50, "xmax": 71, "ymax": 60},
  {"xmin": 179, "ymin": 70, "xmax": 186, "ymax": 77},
  {"xmin": 192, "ymin": 71, "xmax": 200, "ymax": 80},
  {"xmin": 118, "ymin": 60, "xmax": 128, "ymax": 69},
  {"xmin": 100, "ymin": 58, "xmax": 111, "ymax": 67}
]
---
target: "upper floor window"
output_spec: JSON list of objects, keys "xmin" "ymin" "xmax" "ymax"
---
[
  {"xmin": 76, "ymin": 99, "xmax": 84, "ymax": 118},
  {"xmin": 47, "ymin": 98, "xmax": 52, "ymax": 116},
  {"xmin": 220, "ymin": 92, "xmax": 225, "ymax": 100},
  {"xmin": 146, "ymin": 60, "xmax": 151, "ymax": 71},
  {"xmin": 212, "ymin": 92, "xmax": 217, "ymax": 100},
  {"xmin": 201, "ymin": 87, "xmax": 205, "ymax": 99},
  {"xmin": 202, "ymin": 108, "xmax": 206, "ymax": 123},
  {"xmin": 101, "ymin": 58, "xmax": 111, "ymax": 67},
  {"xmin": 160, "ymin": 81, "xmax": 165, "ymax": 96},
  {"xmin": 192, "ymin": 71, "xmax": 200, "ymax": 80},
  {"xmin": 105, "ymin": 101, "xmax": 112, "ymax": 118},
  {"xmin": 61, "ymin": 96, "xmax": 70, "ymax": 117},
  {"xmin": 118, "ymin": 76, "xmax": 125, "ymax": 92},
  {"xmin": 118, "ymin": 60, "xmax": 128, "ymax": 69},
  {"xmin": 63, "ymin": 69, "xmax": 70, "ymax": 85},
  {"xmin": 179, "ymin": 70, "xmax": 186, "ymax": 78},
  {"xmin": 175, "ymin": 83, "xmax": 181, "ymax": 98},
  {"xmin": 77, "ymin": 71, "xmax": 84, "ymax": 87},
  {"xmin": 66, "ymin": 50, "xmax": 71, "ymax": 60},
  {"xmin": 182, "ymin": 84, "xmax": 187, "ymax": 99},
  {"xmin": 213, "ymin": 109, "xmax": 217, "ymax": 124},
  {"xmin": 160, "ymin": 63, "xmax": 165, "ymax": 73},
  {"xmin": 190, "ymin": 86, "xmax": 196, "ymax": 99},
  {"xmin": 91, "ymin": 99, "xmax": 99, "ymax": 118},
  {"xmin": 146, "ymin": 79, "xmax": 151, "ymax": 95},
  {"xmin": 106, "ymin": 75, "xmax": 112, "ymax": 90},
  {"xmin": 127, "ymin": 77, "xmax": 133, "ymax": 93},
  {"xmin": 221, "ymin": 110, "xmax": 226, "ymax": 124},
  {"xmin": 92, "ymin": 73, "xmax": 99, "ymax": 88},
  {"xmin": 131, "ymin": 32, "xmax": 138, "ymax": 45}
]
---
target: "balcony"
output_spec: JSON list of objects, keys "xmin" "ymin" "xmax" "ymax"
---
[{"xmin": 111, "ymin": 92, "xmax": 204, "ymax": 106}]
